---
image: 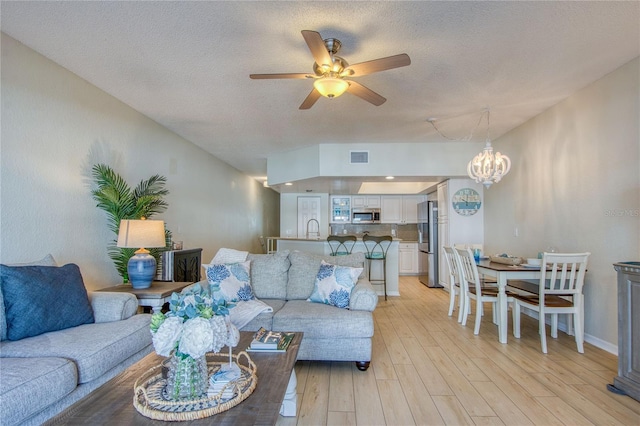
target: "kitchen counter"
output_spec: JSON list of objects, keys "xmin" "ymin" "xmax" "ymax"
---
[{"xmin": 270, "ymin": 236, "xmax": 400, "ymax": 297}]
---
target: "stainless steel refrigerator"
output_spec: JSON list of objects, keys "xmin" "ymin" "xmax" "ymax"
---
[{"xmin": 417, "ymin": 201, "xmax": 441, "ymax": 287}]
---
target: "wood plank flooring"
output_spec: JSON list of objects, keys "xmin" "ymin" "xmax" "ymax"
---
[{"xmin": 277, "ymin": 276, "xmax": 640, "ymax": 425}]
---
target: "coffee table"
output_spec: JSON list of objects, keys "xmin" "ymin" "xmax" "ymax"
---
[
  {"xmin": 98, "ymin": 281, "xmax": 193, "ymax": 313},
  {"xmin": 44, "ymin": 331, "xmax": 302, "ymax": 425}
]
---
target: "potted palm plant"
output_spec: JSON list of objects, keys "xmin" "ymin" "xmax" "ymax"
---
[{"xmin": 91, "ymin": 163, "xmax": 172, "ymax": 282}]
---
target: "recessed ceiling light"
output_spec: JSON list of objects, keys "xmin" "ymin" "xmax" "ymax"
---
[
  {"xmin": 285, "ymin": 182, "xmax": 293, "ymax": 186},
  {"xmin": 385, "ymin": 176, "xmax": 395, "ymax": 180}
]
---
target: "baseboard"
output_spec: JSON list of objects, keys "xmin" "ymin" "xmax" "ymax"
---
[{"xmin": 521, "ymin": 307, "xmax": 617, "ymax": 355}]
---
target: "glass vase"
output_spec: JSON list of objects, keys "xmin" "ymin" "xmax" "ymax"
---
[{"xmin": 165, "ymin": 352, "xmax": 209, "ymax": 400}]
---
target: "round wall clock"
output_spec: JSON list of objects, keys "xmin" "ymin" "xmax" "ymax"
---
[{"xmin": 452, "ymin": 188, "xmax": 482, "ymax": 216}]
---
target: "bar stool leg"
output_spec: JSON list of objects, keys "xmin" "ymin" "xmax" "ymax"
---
[{"xmin": 382, "ymin": 259, "xmax": 387, "ymax": 301}]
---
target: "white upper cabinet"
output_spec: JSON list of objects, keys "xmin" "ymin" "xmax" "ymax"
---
[
  {"xmin": 381, "ymin": 196, "xmax": 402, "ymax": 223},
  {"xmin": 352, "ymin": 195, "xmax": 381, "ymax": 209},
  {"xmin": 402, "ymin": 195, "xmax": 425, "ymax": 224},
  {"xmin": 381, "ymin": 195, "xmax": 426, "ymax": 224},
  {"xmin": 330, "ymin": 196, "xmax": 352, "ymax": 223}
]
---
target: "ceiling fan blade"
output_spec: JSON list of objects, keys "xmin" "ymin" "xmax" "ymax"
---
[
  {"xmin": 346, "ymin": 81, "xmax": 386, "ymax": 106},
  {"xmin": 299, "ymin": 88, "xmax": 322, "ymax": 110},
  {"xmin": 250, "ymin": 73, "xmax": 312, "ymax": 79},
  {"xmin": 301, "ymin": 30, "xmax": 332, "ymax": 68},
  {"xmin": 343, "ymin": 53, "xmax": 411, "ymax": 77}
]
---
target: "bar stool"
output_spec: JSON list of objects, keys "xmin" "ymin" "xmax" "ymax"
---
[
  {"xmin": 363, "ymin": 235, "xmax": 393, "ymax": 300},
  {"xmin": 327, "ymin": 235, "xmax": 357, "ymax": 256}
]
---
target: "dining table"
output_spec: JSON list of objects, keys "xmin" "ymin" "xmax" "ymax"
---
[{"xmin": 476, "ymin": 260, "xmax": 549, "ymax": 344}]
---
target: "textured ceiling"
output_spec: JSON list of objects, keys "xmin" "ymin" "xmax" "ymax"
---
[{"xmin": 2, "ymin": 1, "xmax": 639, "ymax": 189}]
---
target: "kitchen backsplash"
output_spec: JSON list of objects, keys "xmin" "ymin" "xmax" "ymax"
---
[{"xmin": 329, "ymin": 223, "xmax": 419, "ymax": 241}]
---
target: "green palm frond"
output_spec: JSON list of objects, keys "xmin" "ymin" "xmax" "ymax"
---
[{"xmin": 91, "ymin": 163, "xmax": 171, "ymax": 282}]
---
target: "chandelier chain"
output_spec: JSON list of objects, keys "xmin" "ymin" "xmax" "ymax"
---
[{"xmin": 428, "ymin": 109, "xmax": 489, "ymax": 142}]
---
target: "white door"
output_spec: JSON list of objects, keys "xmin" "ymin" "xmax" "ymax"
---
[{"xmin": 297, "ymin": 196, "xmax": 322, "ymax": 238}]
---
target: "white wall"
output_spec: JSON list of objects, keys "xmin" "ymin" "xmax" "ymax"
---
[
  {"xmin": 268, "ymin": 141, "xmax": 482, "ymax": 185},
  {"xmin": 0, "ymin": 34, "xmax": 280, "ymax": 289},
  {"xmin": 485, "ymin": 57, "xmax": 640, "ymax": 350}
]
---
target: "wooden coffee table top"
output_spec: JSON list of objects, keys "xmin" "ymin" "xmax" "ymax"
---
[{"xmin": 44, "ymin": 331, "xmax": 302, "ymax": 425}]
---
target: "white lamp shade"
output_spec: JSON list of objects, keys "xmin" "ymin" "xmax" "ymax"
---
[
  {"xmin": 313, "ymin": 77, "xmax": 349, "ymax": 98},
  {"xmin": 117, "ymin": 219, "xmax": 166, "ymax": 249}
]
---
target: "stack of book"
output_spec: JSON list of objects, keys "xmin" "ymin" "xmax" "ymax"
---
[
  {"xmin": 247, "ymin": 327, "xmax": 295, "ymax": 353},
  {"xmin": 207, "ymin": 366, "xmax": 240, "ymax": 400}
]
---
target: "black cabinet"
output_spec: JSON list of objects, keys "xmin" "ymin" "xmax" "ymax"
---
[{"xmin": 156, "ymin": 248, "xmax": 202, "ymax": 283}]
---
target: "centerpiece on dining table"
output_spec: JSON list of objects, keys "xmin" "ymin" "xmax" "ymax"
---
[{"xmin": 149, "ymin": 283, "xmax": 236, "ymax": 401}]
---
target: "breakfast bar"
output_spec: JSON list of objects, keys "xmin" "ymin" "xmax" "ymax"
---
[{"xmin": 272, "ymin": 237, "xmax": 400, "ymax": 297}]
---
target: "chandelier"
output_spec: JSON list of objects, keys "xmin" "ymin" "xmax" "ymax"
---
[{"xmin": 428, "ymin": 108, "xmax": 511, "ymax": 189}]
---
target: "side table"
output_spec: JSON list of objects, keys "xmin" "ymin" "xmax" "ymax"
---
[{"xmin": 98, "ymin": 281, "xmax": 193, "ymax": 313}]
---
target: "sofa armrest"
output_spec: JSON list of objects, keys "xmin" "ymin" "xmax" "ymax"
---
[
  {"xmin": 349, "ymin": 278, "xmax": 379, "ymax": 312},
  {"xmin": 89, "ymin": 292, "xmax": 139, "ymax": 323}
]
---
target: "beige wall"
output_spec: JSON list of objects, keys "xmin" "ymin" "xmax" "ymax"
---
[
  {"xmin": 485, "ymin": 57, "xmax": 640, "ymax": 350},
  {"xmin": 0, "ymin": 34, "xmax": 280, "ymax": 289}
]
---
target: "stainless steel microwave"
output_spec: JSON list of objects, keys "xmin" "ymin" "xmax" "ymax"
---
[{"xmin": 352, "ymin": 208, "xmax": 381, "ymax": 224}]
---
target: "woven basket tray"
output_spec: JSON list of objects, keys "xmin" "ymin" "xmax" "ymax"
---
[
  {"xmin": 133, "ymin": 351, "xmax": 257, "ymax": 421},
  {"xmin": 489, "ymin": 255, "xmax": 524, "ymax": 265}
]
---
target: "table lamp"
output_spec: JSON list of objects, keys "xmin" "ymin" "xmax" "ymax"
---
[{"xmin": 117, "ymin": 219, "xmax": 166, "ymax": 289}]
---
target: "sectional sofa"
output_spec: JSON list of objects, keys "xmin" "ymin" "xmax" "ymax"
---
[{"xmin": 0, "ymin": 257, "xmax": 152, "ymax": 426}]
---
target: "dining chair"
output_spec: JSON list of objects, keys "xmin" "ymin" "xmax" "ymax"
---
[
  {"xmin": 327, "ymin": 235, "xmax": 357, "ymax": 256},
  {"xmin": 363, "ymin": 235, "xmax": 393, "ymax": 301},
  {"xmin": 512, "ymin": 252, "xmax": 590, "ymax": 354},
  {"xmin": 443, "ymin": 246, "xmax": 464, "ymax": 322},
  {"xmin": 454, "ymin": 243, "xmax": 497, "ymax": 288},
  {"xmin": 456, "ymin": 247, "xmax": 514, "ymax": 335}
]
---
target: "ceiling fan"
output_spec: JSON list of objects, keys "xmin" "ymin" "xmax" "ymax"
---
[{"xmin": 250, "ymin": 30, "xmax": 411, "ymax": 110}]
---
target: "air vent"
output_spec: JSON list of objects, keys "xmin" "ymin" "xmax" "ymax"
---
[{"xmin": 350, "ymin": 151, "xmax": 369, "ymax": 164}]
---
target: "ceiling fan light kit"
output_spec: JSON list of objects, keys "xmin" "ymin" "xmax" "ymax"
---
[
  {"xmin": 313, "ymin": 76, "xmax": 349, "ymax": 98},
  {"xmin": 250, "ymin": 30, "xmax": 410, "ymax": 109}
]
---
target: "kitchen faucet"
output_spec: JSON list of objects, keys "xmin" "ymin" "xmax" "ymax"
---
[{"xmin": 306, "ymin": 218, "xmax": 320, "ymax": 239}]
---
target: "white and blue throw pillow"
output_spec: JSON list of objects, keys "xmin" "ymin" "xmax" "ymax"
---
[
  {"xmin": 205, "ymin": 260, "xmax": 254, "ymax": 302},
  {"xmin": 308, "ymin": 260, "xmax": 362, "ymax": 309}
]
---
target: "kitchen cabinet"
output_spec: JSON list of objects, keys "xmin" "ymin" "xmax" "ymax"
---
[
  {"xmin": 402, "ymin": 195, "xmax": 426, "ymax": 223},
  {"xmin": 381, "ymin": 196, "xmax": 402, "ymax": 223},
  {"xmin": 399, "ymin": 242, "xmax": 418, "ymax": 275},
  {"xmin": 352, "ymin": 195, "xmax": 381, "ymax": 209},
  {"xmin": 437, "ymin": 181, "xmax": 449, "ymax": 218},
  {"xmin": 381, "ymin": 195, "xmax": 426, "ymax": 224},
  {"xmin": 330, "ymin": 196, "xmax": 351, "ymax": 223}
]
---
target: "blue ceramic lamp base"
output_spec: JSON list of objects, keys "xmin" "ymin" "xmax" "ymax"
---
[{"xmin": 128, "ymin": 252, "xmax": 157, "ymax": 289}]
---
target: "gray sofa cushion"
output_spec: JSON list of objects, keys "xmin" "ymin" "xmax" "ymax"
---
[
  {"xmin": 287, "ymin": 251, "xmax": 366, "ymax": 300},
  {"xmin": 238, "ymin": 299, "xmax": 286, "ymax": 332},
  {"xmin": 0, "ymin": 314, "xmax": 151, "ymax": 384},
  {"xmin": 246, "ymin": 250, "xmax": 290, "ymax": 299},
  {"xmin": 272, "ymin": 300, "xmax": 373, "ymax": 339},
  {"xmin": 0, "ymin": 357, "xmax": 77, "ymax": 426},
  {"xmin": 89, "ymin": 292, "xmax": 139, "ymax": 323}
]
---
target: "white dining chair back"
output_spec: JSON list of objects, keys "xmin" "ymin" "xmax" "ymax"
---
[
  {"xmin": 443, "ymin": 246, "xmax": 464, "ymax": 322},
  {"xmin": 456, "ymin": 247, "xmax": 509, "ymax": 335},
  {"xmin": 511, "ymin": 252, "xmax": 590, "ymax": 353}
]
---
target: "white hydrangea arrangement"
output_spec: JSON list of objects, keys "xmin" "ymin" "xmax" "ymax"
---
[{"xmin": 150, "ymin": 283, "xmax": 233, "ymax": 359}]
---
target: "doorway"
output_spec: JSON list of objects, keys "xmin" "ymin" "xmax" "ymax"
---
[{"xmin": 297, "ymin": 196, "xmax": 321, "ymax": 238}]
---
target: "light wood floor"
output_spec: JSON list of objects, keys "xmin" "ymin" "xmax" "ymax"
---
[{"xmin": 277, "ymin": 276, "xmax": 640, "ymax": 426}]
